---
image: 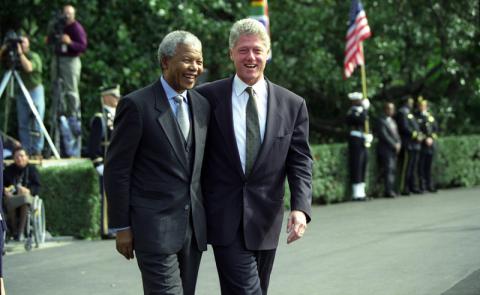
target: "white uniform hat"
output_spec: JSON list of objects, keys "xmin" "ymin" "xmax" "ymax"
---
[
  {"xmin": 100, "ymin": 84, "xmax": 121, "ymax": 98},
  {"xmin": 348, "ymin": 92, "xmax": 363, "ymax": 101}
]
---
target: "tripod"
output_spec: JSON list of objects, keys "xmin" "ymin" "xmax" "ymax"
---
[{"xmin": 0, "ymin": 69, "xmax": 60, "ymax": 159}]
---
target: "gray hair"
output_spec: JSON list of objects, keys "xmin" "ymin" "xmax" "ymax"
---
[
  {"xmin": 157, "ymin": 30, "xmax": 202, "ymax": 64},
  {"xmin": 229, "ymin": 18, "xmax": 270, "ymax": 50}
]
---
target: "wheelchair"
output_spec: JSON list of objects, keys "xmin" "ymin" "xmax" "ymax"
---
[
  {"xmin": 4, "ymin": 194, "xmax": 46, "ymax": 251},
  {"xmin": 24, "ymin": 195, "xmax": 46, "ymax": 251}
]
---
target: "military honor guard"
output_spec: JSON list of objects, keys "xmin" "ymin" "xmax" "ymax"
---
[
  {"xmin": 346, "ymin": 92, "xmax": 373, "ymax": 200},
  {"xmin": 415, "ymin": 97, "xmax": 438, "ymax": 192},
  {"xmin": 376, "ymin": 102, "xmax": 401, "ymax": 198},
  {"xmin": 396, "ymin": 96, "xmax": 422, "ymax": 195},
  {"xmin": 86, "ymin": 85, "xmax": 120, "ymax": 238}
]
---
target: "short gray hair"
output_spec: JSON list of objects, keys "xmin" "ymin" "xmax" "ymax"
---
[
  {"xmin": 229, "ymin": 18, "xmax": 270, "ymax": 50},
  {"xmin": 157, "ymin": 30, "xmax": 202, "ymax": 64}
]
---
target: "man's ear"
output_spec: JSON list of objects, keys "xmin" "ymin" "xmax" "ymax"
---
[
  {"xmin": 160, "ymin": 56, "xmax": 169, "ymax": 71},
  {"xmin": 229, "ymin": 49, "xmax": 234, "ymax": 62}
]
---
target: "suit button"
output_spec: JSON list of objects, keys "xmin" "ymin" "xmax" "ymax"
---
[{"xmin": 184, "ymin": 204, "xmax": 190, "ymax": 211}]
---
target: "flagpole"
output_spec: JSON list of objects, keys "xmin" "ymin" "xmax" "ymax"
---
[{"xmin": 359, "ymin": 43, "xmax": 370, "ymax": 135}]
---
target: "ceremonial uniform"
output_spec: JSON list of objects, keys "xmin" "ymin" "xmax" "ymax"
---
[
  {"xmin": 416, "ymin": 108, "xmax": 438, "ymax": 192},
  {"xmin": 396, "ymin": 101, "xmax": 422, "ymax": 195},
  {"xmin": 87, "ymin": 86, "xmax": 119, "ymax": 238},
  {"xmin": 346, "ymin": 92, "xmax": 372, "ymax": 200}
]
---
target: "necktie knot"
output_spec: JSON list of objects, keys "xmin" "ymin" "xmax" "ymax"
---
[
  {"xmin": 245, "ymin": 87, "xmax": 254, "ymax": 98},
  {"xmin": 174, "ymin": 95, "xmax": 184, "ymax": 104}
]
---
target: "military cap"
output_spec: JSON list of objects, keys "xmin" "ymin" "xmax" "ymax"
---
[
  {"xmin": 348, "ymin": 92, "xmax": 363, "ymax": 101},
  {"xmin": 100, "ymin": 84, "xmax": 121, "ymax": 98}
]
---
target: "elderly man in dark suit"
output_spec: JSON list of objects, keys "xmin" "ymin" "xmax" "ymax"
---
[
  {"xmin": 104, "ymin": 31, "xmax": 209, "ymax": 295},
  {"xmin": 196, "ymin": 18, "xmax": 313, "ymax": 295},
  {"xmin": 376, "ymin": 102, "xmax": 401, "ymax": 198}
]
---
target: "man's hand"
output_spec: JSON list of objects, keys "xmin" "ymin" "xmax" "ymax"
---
[
  {"xmin": 61, "ymin": 34, "xmax": 72, "ymax": 44},
  {"xmin": 17, "ymin": 185, "xmax": 30, "ymax": 196},
  {"xmin": 425, "ymin": 137, "xmax": 434, "ymax": 147},
  {"xmin": 287, "ymin": 210, "xmax": 307, "ymax": 244},
  {"xmin": 116, "ymin": 228, "xmax": 134, "ymax": 260}
]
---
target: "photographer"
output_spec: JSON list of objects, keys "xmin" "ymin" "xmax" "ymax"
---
[
  {"xmin": 0, "ymin": 35, "xmax": 45, "ymax": 159},
  {"xmin": 3, "ymin": 148, "xmax": 41, "ymax": 242},
  {"xmin": 48, "ymin": 4, "xmax": 87, "ymax": 157}
]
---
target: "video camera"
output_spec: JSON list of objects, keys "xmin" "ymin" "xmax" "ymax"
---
[
  {"xmin": 48, "ymin": 11, "xmax": 67, "ymax": 53},
  {"xmin": 1, "ymin": 30, "xmax": 23, "ymax": 68}
]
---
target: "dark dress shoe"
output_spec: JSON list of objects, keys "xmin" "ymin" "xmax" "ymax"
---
[
  {"xmin": 410, "ymin": 189, "xmax": 423, "ymax": 194},
  {"xmin": 401, "ymin": 190, "xmax": 411, "ymax": 196},
  {"xmin": 384, "ymin": 192, "xmax": 396, "ymax": 198}
]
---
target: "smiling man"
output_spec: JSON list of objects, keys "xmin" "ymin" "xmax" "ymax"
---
[
  {"xmin": 196, "ymin": 19, "xmax": 313, "ymax": 295},
  {"xmin": 104, "ymin": 31, "xmax": 210, "ymax": 295}
]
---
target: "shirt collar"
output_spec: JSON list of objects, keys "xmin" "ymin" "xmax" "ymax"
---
[
  {"xmin": 160, "ymin": 76, "xmax": 188, "ymax": 102},
  {"xmin": 233, "ymin": 75, "xmax": 266, "ymax": 97}
]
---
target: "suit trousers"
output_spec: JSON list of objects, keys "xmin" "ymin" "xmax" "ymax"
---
[
  {"xmin": 378, "ymin": 149, "xmax": 397, "ymax": 195},
  {"xmin": 135, "ymin": 213, "xmax": 201, "ymax": 295},
  {"xmin": 418, "ymin": 150, "xmax": 434, "ymax": 190},
  {"xmin": 399, "ymin": 148, "xmax": 419, "ymax": 193},
  {"xmin": 213, "ymin": 228, "xmax": 277, "ymax": 295},
  {"xmin": 348, "ymin": 136, "xmax": 367, "ymax": 183}
]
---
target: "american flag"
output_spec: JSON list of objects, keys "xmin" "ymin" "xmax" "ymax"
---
[{"xmin": 344, "ymin": 0, "xmax": 372, "ymax": 79}]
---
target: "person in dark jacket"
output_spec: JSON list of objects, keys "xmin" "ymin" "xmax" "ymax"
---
[
  {"xmin": 87, "ymin": 85, "xmax": 120, "ymax": 238},
  {"xmin": 3, "ymin": 147, "xmax": 41, "ymax": 241},
  {"xmin": 415, "ymin": 98, "xmax": 438, "ymax": 192},
  {"xmin": 395, "ymin": 96, "xmax": 422, "ymax": 195},
  {"xmin": 376, "ymin": 102, "xmax": 401, "ymax": 197}
]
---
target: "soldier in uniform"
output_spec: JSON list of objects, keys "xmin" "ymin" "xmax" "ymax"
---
[
  {"xmin": 376, "ymin": 102, "xmax": 401, "ymax": 198},
  {"xmin": 395, "ymin": 96, "xmax": 422, "ymax": 195},
  {"xmin": 415, "ymin": 98, "xmax": 438, "ymax": 192},
  {"xmin": 346, "ymin": 92, "xmax": 373, "ymax": 200},
  {"xmin": 86, "ymin": 85, "xmax": 120, "ymax": 238}
]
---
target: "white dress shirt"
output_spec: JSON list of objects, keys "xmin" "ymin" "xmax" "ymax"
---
[
  {"xmin": 232, "ymin": 75, "xmax": 268, "ymax": 173},
  {"xmin": 160, "ymin": 76, "xmax": 189, "ymax": 116}
]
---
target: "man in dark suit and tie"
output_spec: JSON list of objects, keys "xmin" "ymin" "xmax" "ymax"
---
[
  {"xmin": 104, "ymin": 31, "xmax": 209, "ymax": 295},
  {"xmin": 376, "ymin": 102, "xmax": 401, "ymax": 198},
  {"xmin": 196, "ymin": 19, "xmax": 313, "ymax": 295}
]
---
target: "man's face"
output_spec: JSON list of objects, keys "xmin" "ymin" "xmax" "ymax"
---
[
  {"xmin": 63, "ymin": 5, "xmax": 75, "ymax": 24},
  {"xmin": 20, "ymin": 37, "xmax": 30, "ymax": 53},
  {"xmin": 14, "ymin": 150, "xmax": 29, "ymax": 168},
  {"xmin": 103, "ymin": 94, "xmax": 119, "ymax": 108},
  {"xmin": 162, "ymin": 43, "xmax": 203, "ymax": 92},
  {"xmin": 230, "ymin": 34, "xmax": 269, "ymax": 86},
  {"xmin": 385, "ymin": 103, "xmax": 395, "ymax": 117}
]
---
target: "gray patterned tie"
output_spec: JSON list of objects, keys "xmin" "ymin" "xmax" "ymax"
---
[
  {"xmin": 245, "ymin": 87, "xmax": 261, "ymax": 176},
  {"xmin": 174, "ymin": 95, "xmax": 190, "ymax": 140}
]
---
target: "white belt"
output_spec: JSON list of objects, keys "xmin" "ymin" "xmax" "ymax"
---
[{"xmin": 350, "ymin": 130, "xmax": 364, "ymax": 138}]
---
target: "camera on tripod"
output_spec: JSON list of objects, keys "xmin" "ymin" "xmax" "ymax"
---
[
  {"xmin": 48, "ymin": 11, "xmax": 68, "ymax": 53},
  {"xmin": 1, "ymin": 30, "xmax": 23, "ymax": 68}
]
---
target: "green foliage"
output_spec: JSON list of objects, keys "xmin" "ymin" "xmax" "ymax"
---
[
  {"xmin": 38, "ymin": 160, "xmax": 100, "ymax": 238},
  {"xmin": 1, "ymin": 1, "xmax": 478, "ymax": 144}
]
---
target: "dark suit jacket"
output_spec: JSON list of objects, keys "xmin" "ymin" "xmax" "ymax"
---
[
  {"xmin": 376, "ymin": 115, "xmax": 401, "ymax": 155},
  {"xmin": 104, "ymin": 80, "xmax": 210, "ymax": 254},
  {"xmin": 197, "ymin": 77, "xmax": 312, "ymax": 251}
]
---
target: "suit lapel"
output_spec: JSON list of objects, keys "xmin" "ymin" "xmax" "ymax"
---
[
  {"xmin": 189, "ymin": 89, "xmax": 207, "ymax": 177},
  {"xmin": 153, "ymin": 80, "xmax": 189, "ymax": 172},
  {"xmin": 250, "ymin": 79, "xmax": 279, "ymax": 175},
  {"xmin": 214, "ymin": 78, "xmax": 246, "ymax": 179}
]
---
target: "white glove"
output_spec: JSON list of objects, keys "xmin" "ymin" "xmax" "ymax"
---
[
  {"xmin": 96, "ymin": 164, "xmax": 104, "ymax": 176},
  {"xmin": 364, "ymin": 133, "xmax": 374, "ymax": 144},
  {"xmin": 361, "ymin": 99, "xmax": 370, "ymax": 110}
]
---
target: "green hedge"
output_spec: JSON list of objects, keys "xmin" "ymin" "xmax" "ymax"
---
[
  {"xmin": 36, "ymin": 135, "xmax": 480, "ymax": 238},
  {"xmin": 306, "ymin": 134, "xmax": 480, "ymax": 204},
  {"xmin": 38, "ymin": 160, "xmax": 100, "ymax": 239}
]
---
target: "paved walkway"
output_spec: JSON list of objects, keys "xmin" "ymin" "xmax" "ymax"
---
[{"xmin": 3, "ymin": 187, "xmax": 480, "ymax": 295}]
